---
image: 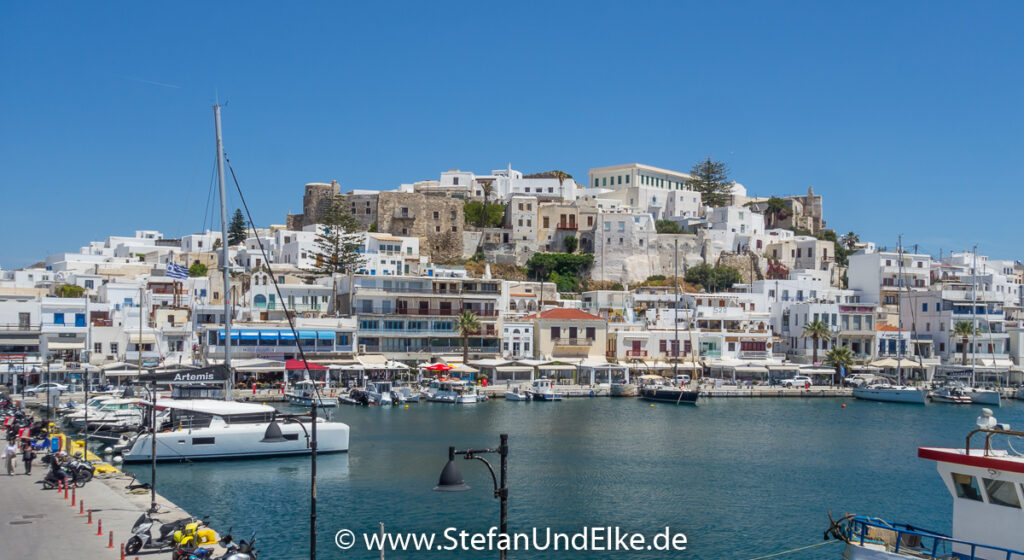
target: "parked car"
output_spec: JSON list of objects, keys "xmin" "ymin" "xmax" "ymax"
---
[
  {"xmin": 25, "ymin": 382, "xmax": 68, "ymax": 396},
  {"xmin": 673, "ymin": 375, "xmax": 692, "ymax": 385},
  {"xmin": 780, "ymin": 375, "xmax": 812, "ymax": 388}
]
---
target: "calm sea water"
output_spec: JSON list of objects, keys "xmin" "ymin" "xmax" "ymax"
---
[{"xmin": 122, "ymin": 397, "xmax": 1024, "ymax": 560}]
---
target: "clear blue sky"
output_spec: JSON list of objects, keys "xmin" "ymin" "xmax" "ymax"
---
[{"xmin": 2, "ymin": 2, "xmax": 1022, "ymax": 268}]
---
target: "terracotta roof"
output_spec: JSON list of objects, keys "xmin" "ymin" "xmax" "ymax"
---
[
  {"xmin": 523, "ymin": 308, "xmax": 604, "ymax": 321},
  {"xmin": 876, "ymin": 324, "xmax": 900, "ymax": 331}
]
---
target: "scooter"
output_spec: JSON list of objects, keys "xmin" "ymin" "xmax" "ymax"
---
[
  {"xmin": 40, "ymin": 455, "xmax": 88, "ymax": 489},
  {"xmin": 66, "ymin": 453, "xmax": 95, "ymax": 483},
  {"xmin": 176, "ymin": 530, "xmax": 258, "ymax": 560},
  {"xmin": 169, "ymin": 517, "xmax": 218, "ymax": 560},
  {"xmin": 124, "ymin": 512, "xmax": 198, "ymax": 555}
]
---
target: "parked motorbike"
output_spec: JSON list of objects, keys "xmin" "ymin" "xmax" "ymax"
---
[
  {"xmin": 40, "ymin": 454, "xmax": 89, "ymax": 489},
  {"xmin": 169, "ymin": 517, "xmax": 218, "ymax": 560},
  {"xmin": 175, "ymin": 529, "xmax": 258, "ymax": 560},
  {"xmin": 125, "ymin": 512, "xmax": 198, "ymax": 555}
]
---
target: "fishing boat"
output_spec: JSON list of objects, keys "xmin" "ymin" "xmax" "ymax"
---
[
  {"xmin": 367, "ymin": 380, "xmax": 405, "ymax": 405},
  {"xmin": 426, "ymin": 380, "xmax": 477, "ymax": 404},
  {"xmin": 929, "ymin": 385, "xmax": 972, "ymax": 404},
  {"xmin": 121, "ymin": 399, "xmax": 349, "ymax": 462},
  {"xmin": 638, "ymin": 383, "xmax": 699, "ymax": 405},
  {"xmin": 826, "ymin": 413, "xmax": 1023, "ymax": 559},
  {"xmin": 525, "ymin": 378, "xmax": 563, "ymax": 401},
  {"xmin": 504, "ymin": 386, "xmax": 529, "ymax": 401},
  {"xmin": 285, "ymin": 380, "xmax": 338, "ymax": 407}
]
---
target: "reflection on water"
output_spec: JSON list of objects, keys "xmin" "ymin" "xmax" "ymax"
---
[{"xmin": 123, "ymin": 398, "xmax": 1024, "ymax": 559}]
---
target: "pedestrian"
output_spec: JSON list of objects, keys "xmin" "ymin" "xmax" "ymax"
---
[
  {"xmin": 22, "ymin": 441, "xmax": 35, "ymax": 475},
  {"xmin": 4, "ymin": 440, "xmax": 17, "ymax": 475}
]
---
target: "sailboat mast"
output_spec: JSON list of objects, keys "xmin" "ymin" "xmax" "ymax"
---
[
  {"xmin": 971, "ymin": 245, "xmax": 978, "ymax": 386},
  {"xmin": 896, "ymin": 235, "xmax": 903, "ymax": 385},
  {"xmin": 214, "ymin": 104, "xmax": 233, "ymax": 400},
  {"xmin": 674, "ymin": 239, "xmax": 679, "ymax": 378}
]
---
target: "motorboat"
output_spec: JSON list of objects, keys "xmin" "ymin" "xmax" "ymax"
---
[
  {"xmin": 394, "ymin": 383, "xmax": 419, "ymax": 403},
  {"xmin": 367, "ymin": 381, "xmax": 405, "ymax": 405},
  {"xmin": 826, "ymin": 414, "xmax": 1023, "ymax": 559},
  {"xmin": 504, "ymin": 386, "xmax": 529, "ymax": 401},
  {"xmin": 121, "ymin": 399, "xmax": 349, "ymax": 462},
  {"xmin": 84, "ymin": 398, "xmax": 145, "ymax": 432},
  {"xmin": 525, "ymin": 378, "xmax": 563, "ymax": 401},
  {"xmin": 610, "ymin": 383, "xmax": 638, "ymax": 397},
  {"xmin": 852, "ymin": 383, "xmax": 927, "ymax": 404},
  {"xmin": 63, "ymin": 395, "xmax": 117, "ymax": 428},
  {"xmin": 426, "ymin": 380, "xmax": 477, "ymax": 404},
  {"xmin": 638, "ymin": 383, "xmax": 698, "ymax": 405},
  {"xmin": 929, "ymin": 385, "xmax": 972, "ymax": 404},
  {"xmin": 285, "ymin": 380, "xmax": 338, "ymax": 407},
  {"xmin": 1017, "ymin": 386, "xmax": 1024, "ymax": 401}
]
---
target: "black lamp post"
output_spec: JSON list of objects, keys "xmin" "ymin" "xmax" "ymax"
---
[{"xmin": 433, "ymin": 434, "xmax": 509, "ymax": 560}]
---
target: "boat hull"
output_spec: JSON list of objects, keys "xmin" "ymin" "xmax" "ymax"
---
[
  {"xmin": 285, "ymin": 394, "xmax": 338, "ymax": 407},
  {"xmin": 966, "ymin": 389, "xmax": 1001, "ymax": 406},
  {"xmin": 122, "ymin": 420, "xmax": 349, "ymax": 462},
  {"xmin": 852, "ymin": 387, "xmax": 926, "ymax": 404},
  {"xmin": 638, "ymin": 387, "xmax": 698, "ymax": 405},
  {"xmin": 842, "ymin": 542, "xmax": 914, "ymax": 559}
]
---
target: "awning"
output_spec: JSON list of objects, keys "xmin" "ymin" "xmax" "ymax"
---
[
  {"xmin": 48, "ymin": 341, "xmax": 86, "ymax": 350},
  {"xmin": 259, "ymin": 331, "xmax": 280, "ymax": 342},
  {"xmin": 317, "ymin": 331, "xmax": 335, "ymax": 341},
  {"xmin": 469, "ymin": 358, "xmax": 512, "ymax": 368},
  {"xmin": 129, "ymin": 334, "xmax": 157, "ymax": 344},
  {"xmin": 495, "ymin": 366, "xmax": 532, "ymax": 372},
  {"xmin": 239, "ymin": 331, "xmax": 259, "ymax": 341},
  {"xmin": 451, "ymin": 364, "xmax": 479, "ymax": 374},
  {"xmin": 514, "ymin": 359, "xmax": 551, "ymax": 367},
  {"xmin": 298, "ymin": 330, "xmax": 317, "ymax": 339},
  {"xmin": 279, "ymin": 331, "xmax": 296, "ymax": 341},
  {"xmin": 217, "ymin": 331, "xmax": 240, "ymax": 340},
  {"xmin": 734, "ymin": 366, "xmax": 768, "ymax": 374},
  {"xmin": 767, "ymin": 364, "xmax": 800, "ymax": 371},
  {"xmin": 539, "ymin": 364, "xmax": 577, "ymax": 371},
  {"xmin": 285, "ymin": 359, "xmax": 327, "ymax": 370},
  {"xmin": 0, "ymin": 337, "xmax": 40, "ymax": 346},
  {"xmin": 358, "ymin": 354, "xmax": 388, "ymax": 366}
]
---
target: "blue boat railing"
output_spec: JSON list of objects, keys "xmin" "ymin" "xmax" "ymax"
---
[{"xmin": 845, "ymin": 516, "xmax": 1024, "ymax": 559}]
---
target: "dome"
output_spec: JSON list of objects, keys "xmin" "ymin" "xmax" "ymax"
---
[{"xmin": 729, "ymin": 182, "xmax": 747, "ymax": 196}]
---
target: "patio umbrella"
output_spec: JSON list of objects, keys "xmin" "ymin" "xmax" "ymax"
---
[{"xmin": 425, "ymin": 363, "xmax": 454, "ymax": 372}]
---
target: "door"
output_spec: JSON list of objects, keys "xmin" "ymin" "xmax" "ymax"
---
[
  {"xmin": 631, "ymin": 340, "xmax": 641, "ymax": 356},
  {"xmin": 74, "ymin": 313, "xmax": 86, "ymax": 327}
]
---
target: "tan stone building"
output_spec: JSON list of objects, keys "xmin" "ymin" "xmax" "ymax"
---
[
  {"xmin": 527, "ymin": 308, "xmax": 607, "ymax": 360},
  {"xmin": 286, "ymin": 181, "xmax": 342, "ymax": 230}
]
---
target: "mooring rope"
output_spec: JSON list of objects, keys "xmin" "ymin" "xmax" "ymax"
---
[{"xmin": 741, "ymin": 539, "xmax": 841, "ymax": 560}]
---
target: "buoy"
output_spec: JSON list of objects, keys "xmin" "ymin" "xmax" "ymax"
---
[
  {"xmin": 113, "ymin": 456, "xmax": 123, "ymax": 464},
  {"xmin": 841, "ymin": 404, "xmax": 847, "ymax": 408},
  {"xmin": 404, "ymin": 405, "xmax": 409, "ymax": 409},
  {"xmin": 104, "ymin": 447, "xmax": 113, "ymax": 455},
  {"xmin": 650, "ymin": 404, "xmax": 655, "ymax": 407}
]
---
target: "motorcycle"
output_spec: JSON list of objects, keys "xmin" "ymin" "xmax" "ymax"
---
[
  {"xmin": 40, "ymin": 454, "xmax": 89, "ymax": 489},
  {"xmin": 125, "ymin": 512, "xmax": 198, "ymax": 555},
  {"xmin": 175, "ymin": 529, "xmax": 258, "ymax": 560},
  {"xmin": 169, "ymin": 517, "xmax": 219, "ymax": 560},
  {"xmin": 66, "ymin": 453, "xmax": 95, "ymax": 483}
]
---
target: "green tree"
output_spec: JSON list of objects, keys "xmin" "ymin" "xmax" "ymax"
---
[
  {"xmin": 825, "ymin": 346, "xmax": 855, "ymax": 385},
  {"xmin": 189, "ymin": 261, "xmax": 208, "ymax": 277},
  {"xmin": 464, "ymin": 200, "xmax": 504, "ymax": 228},
  {"xmin": 763, "ymin": 197, "xmax": 789, "ymax": 229},
  {"xmin": 228, "ymin": 208, "xmax": 248, "ymax": 246},
  {"xmin": 684, "ymin": 264, "xmax": 742, "ymax": 292},
  {"xmin": 953, "ymin": 321, "xmax": 976, "ymax": 365},
  {"xmin": 456, "ymin": 310, "xmax": 481, "ymax": 366},
  {"xmin": 563, "ymin": 235, "xmax": 578, "ymax": 254},
  {"xmin": 655, "ymin": 220, "xmax": 684, "ymax": 234},
  {"xmin": 55, "ymin": 284, "xmax": 85, "ymax": 298},
  {"xmin": 478, "ymin": 179, "xmax": 496, "ymax": 227},
  {"xmin": 685, "ymin": 158, "xmax": 733, "ymax": 208},
  {"xmin": 802, "ymin": 319, "xmax": 833, "ymax": 365},
  {"xmin": 305, "ymin": 195, "xmax": 366, "ymax": 277},
  {"xmin": 526, "ymin": 253, "xmax": 594, "ymax": 292},
  {"xmin": 367, "ymin": 221, "xmax": 378, "ymax": 233}
]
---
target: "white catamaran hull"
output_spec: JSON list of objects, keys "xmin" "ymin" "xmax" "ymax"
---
[
  {"xmin": 122, "ymin": 420, "xmax": 349, "ymax": 462},
  {"xmin": 852, "ymin": 387, "xmax": 927, "ymax": 404}
]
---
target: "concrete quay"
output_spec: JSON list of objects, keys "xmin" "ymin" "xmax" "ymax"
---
[{"xmin": 0, "ymin": 464, "xmax": 223, "ymax": 559}]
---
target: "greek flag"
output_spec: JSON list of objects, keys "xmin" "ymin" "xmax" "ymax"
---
[{"xmin": 166, "ymin": 261, "xmax": 189, "ymax": 280}]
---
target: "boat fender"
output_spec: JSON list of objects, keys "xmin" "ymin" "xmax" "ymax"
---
[{"xmin": 589, "ymin": 391, "xmax": 595, "ymax": 397}]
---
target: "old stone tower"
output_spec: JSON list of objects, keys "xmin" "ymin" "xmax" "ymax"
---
[{"xmin": 286, "ymin": 180, "xmax": 341, "ymax": 230}]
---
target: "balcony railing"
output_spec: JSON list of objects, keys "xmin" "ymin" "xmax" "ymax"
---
[
  {"xmin": 739, "ymin": 350, "xmax": 770, "ymax": 358},
  {"xmin": 0, "ymin": 324, "xmax": 40, "ymax": 332},
  {"xmin": 358, "ymin": 345, "xmax": 497, "ymax": 354},
  {"xmin": 626, "ymin": 350, "xmax": 647, "ymax": 357},
  {"xmin": 392, "ymin": 307, "xmax": 499, "ymax": 317},
  {"xmin": 553, "ymin": 337, "xmax": 594, "ymax": 347},
  {"xmin": 556, "ymin": 222, "xmax": 578, "ymax": 230}
]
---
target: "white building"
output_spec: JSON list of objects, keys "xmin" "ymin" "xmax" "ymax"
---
[
  {"xmin": 587, "ymin": 163, "xmax": 692, "ymax": 193},
  {"xmin": 848, "ymin": 250, "xmax": 932, "ymax": 306},
  {"xmin": 501, "ymin": 321, "xmax": 534, "ymax": 359}
]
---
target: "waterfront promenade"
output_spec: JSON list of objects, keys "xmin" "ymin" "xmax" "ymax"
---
[{"xmin": 0, "ymin": 466, "xmax": 219, "ymax": 559}]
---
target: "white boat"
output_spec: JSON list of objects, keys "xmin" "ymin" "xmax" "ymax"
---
[
  {"xmin": 964, "ymin": 386, "xmax": 1001, "ymax": 406},
  {"xmin": 1017, "ymin": 387, "xmax": 1024, "ymax": 401},
  {"xmin": 85, "ymin": 398, "xmax": 146, "ymax": 431},
  {"xmin": 852, "ymin": 384, "xmax": 927, "ymax": 404},
  {"xmin": 427, "ymin": 380, "xmax": 477, "ymax": 404},
  {"xmin": 930, "ymin": 385, "xmax": 972, "ymax": 404},
  {"xmin": 63, "ymin": 395, "xmax": 117, "ymax": 428},
  {"xmin": 504, "ymin": 387, "xmax": 529, "ymax": 401},
  {"xmin": 285, "ymin": 381, "xmax": 338, "ymax": 407},
  {"xmin": 122, "ymin": 399, "xmax": 349, "ymax": 462},
  {"xmin": 828, "ymin": 415, "xmax": 1024, "ymax": 559},
  {"xmin": 367, "ymin": 381, "xmax": 405, "ymax": 405},
  {"xmin": 525, "ymin": 378, "xmax": 563, "ymax": 401}
]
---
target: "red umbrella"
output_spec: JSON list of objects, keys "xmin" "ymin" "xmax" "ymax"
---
[
  {"xmin": 285, "ymin": 359, "xmax": 327, "ymax": 371},
  {"xmin": 425, "ymin": 363, "xmax": 454, "ymax": 372}
]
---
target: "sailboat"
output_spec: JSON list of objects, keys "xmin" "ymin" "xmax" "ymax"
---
[
  {"xmin": 853, "ymin": 237, "xmax": 927, "ymax": 404},
  {"xmin": 964, "ymin": 249, "xmax": 1002, "ymax": 406},
  {"xmin": 124, "ymin": 105, "xmax": 349, "ymax": 462}
]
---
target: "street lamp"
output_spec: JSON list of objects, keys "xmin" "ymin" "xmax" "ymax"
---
[{"xmin": 433, "ymin": 434, "xmax": 509, "ymax": 560}]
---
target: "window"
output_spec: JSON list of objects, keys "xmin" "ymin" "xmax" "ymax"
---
[
  {"xmin": 922, "ymin": 303, "xmax": 928, "ymax": 312},
  {"xmin": 952, "ymin": 473, "xmax": 983, "ymax": 501},
  {"xmin": 453, "ymin": 177, "xmax": 459, "ymax": 185},
  {"xmin": 451, "ymin": 226, "xmax": 458, "ymax": 232},
  {"xmin": 433, "ymin": 211, "xmax": 439, "ymax": 219},
  {"xmin": 551, "ymin": 326, "xmax": 561, "ymax": 339},
  {"xmin": 53, "ymin": 313, "xmax": 64, "ymax": 325},
  {"xmin": 94, "ymin": 342, "xmax": 102, "ymax": 354},
  {"xmin": 586, "ymin": 327, "xmax": 595, "ymax": 340},
  {"xmin": 110, "ymin": 343, "xmax": 118, "ymax": 355},
  {"xmin": 435, "ymin": 226, "xmax": 441, "ymax": 233},
  {"xmin": 192, "ymin": 437, "xmax": 216, "ymax": 445},
  {"xmin": 542, "ymin": 216, "xmax": 550, "ymax": 228},
  {"xmin": 983, "ymin": 478, "xmax": 1021, "ymax": 508},
  {"xmin": 625, "ymin": 175, "xmax": 630, "ymax": 184}
]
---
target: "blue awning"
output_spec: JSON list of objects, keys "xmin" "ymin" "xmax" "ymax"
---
[
  {"xmin": 218, "ymin": 330, "xmax": 240, "ymax": 340},
  {"xmin": 298, "ymin": 330, "xmax": 317, "ymax": 339},
  {"xmin": 279, "ymin": 331, "xmax": 296, "ymax": 341},
  {"xmin": 259, "ymin": 331, "xmax": 279, "ymax": 342},
  {"xmin": 317, "ymin": 330, "xmax": 335, "ymax": 341},
  {"xmin": 240, "ymin": 331, "xmax": 259, "ymax": 340}
]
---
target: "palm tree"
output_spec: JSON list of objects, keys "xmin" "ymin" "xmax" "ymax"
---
[
  {"xmin": 456, "ymin": 310, "xmax": 481, "ymax": 366},
  {"xmin": 553, "ymin": 170, "xmax": 571, "ymax": 200},
  {"xmin": 825, "ymin": 346, "xmax": 855, "ymax": 386},
  {"xmin": 478, "ymin": 179, "xmax": 495, "ymax": 227},
  {"xmin": 840, "ymin": 231, "xmax": 860, "ymax": 251},
  {"xmin": 952, "ymin": 320, "xmax": 975, "ymax": 365},
  {"xmin": 801, "ymin": 319, "xmax": 833, "ymax": 365},
  {"xmin": 764, "ymin": 197, "xmax": 788, "ymax": 229}
]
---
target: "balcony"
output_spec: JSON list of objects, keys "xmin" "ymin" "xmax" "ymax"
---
[
  {"xmin": 0, "ymin": 323, "xmax": 40, "ymax": 332},
  {"xmin": 553, "ymin": 337, "xmax": 594, "ymax": 347},
  {"xmin": 556, "ymin": 222, "xmax": 578, "ymax": 230},
  {"xmin": 626, "ymin": 350, "xmax": 648, "ymax": 357},
  {"xmin": 739, "ymin": 350, "xmax": 770, "ymax": 359},
  {"xmin": 392, "ymin": 307, "xmax": 499, "ymax": 317}
]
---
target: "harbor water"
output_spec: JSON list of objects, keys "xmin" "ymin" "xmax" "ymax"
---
[{"xmin": 122, "ymin": 398, "xmax": 1024, "ymax": 559}]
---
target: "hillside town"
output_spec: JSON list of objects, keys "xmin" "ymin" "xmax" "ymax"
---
[{"xmin": 2, "ymin": 160, "xmax": 1022, "ymax": 388}]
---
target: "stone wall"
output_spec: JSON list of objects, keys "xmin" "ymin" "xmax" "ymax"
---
[
  {"xmin": 716, "ymin": 251, "xmax": 765, "ymax": 284},
  {"xmin": 375, "ymin": 192, "xmax": 465, "ymax": 262},
  {"xmin": 287, "ymin": 181, "xmax": 341, "ymax": 230}
]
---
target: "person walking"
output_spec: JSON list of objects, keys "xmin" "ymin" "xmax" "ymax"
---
[
  {"xmin": 22, "ymin": 441, "xmax": 35, "ymax": 475},
  {"xmin": 4, "ymin": 440, "xmax": 17, "ymax": 475}
]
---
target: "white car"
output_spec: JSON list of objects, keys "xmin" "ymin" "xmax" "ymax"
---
[
  {"xmin": 25, "ymin": 383, "xmax": 68, "ymax": 396},
  {"xmin": 781, "ymin": 375, "xmax": 812, "ymax": 388}
]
